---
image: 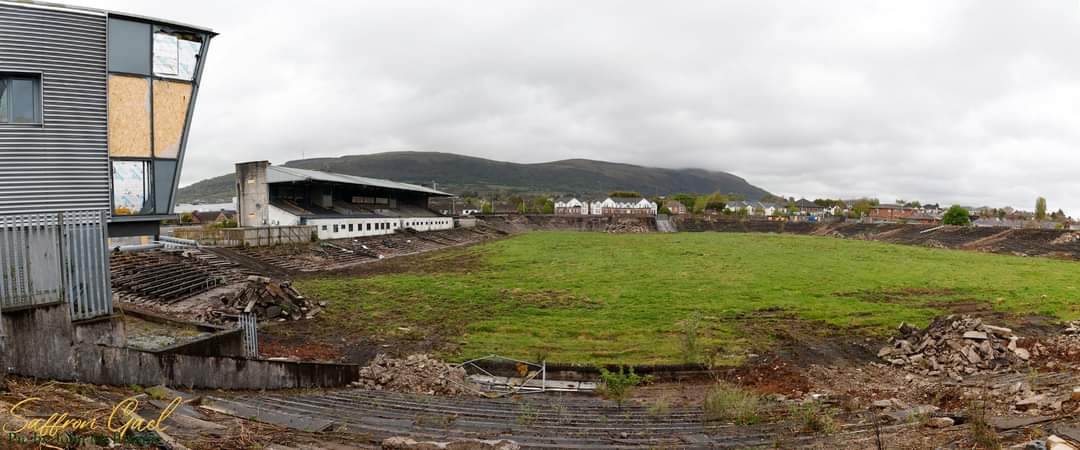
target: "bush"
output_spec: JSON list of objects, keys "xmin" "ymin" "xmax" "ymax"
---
[
  {"xmin": 678, "ymin": 313, "xmax": 702, "ymax": 364},
  {"xmin": 703, "ymin": 382, "xmax": 761, "ymax": 425},
  {"xmin": 790, "ymin": 400, "xmax": 839, "ymax": 434},
  {"xmin": 942, "ymin": 205, "xmax": 971, "ymax": 226},
  {"xmin": 597, "ymin": 366, "xmax": 646, "ymax": 407}
]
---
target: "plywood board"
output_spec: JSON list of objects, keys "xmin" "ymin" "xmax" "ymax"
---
[
  {"xmin": 152, "ymin": 80, "xmax": 192, "ymax": 159},
  {"xmin": 108, "ymin": 75, "xmax": 151, "ymax": 157}
]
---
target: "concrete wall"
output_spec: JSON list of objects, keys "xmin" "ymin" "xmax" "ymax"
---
[
  {"xmin": 2, "ymin": 303, "xmax": 358, "ymax": 389},
  {"xmin": 236, "ymin": 161, "xmax": 270, "ymax": 227},
  {"xmin": 173, "ymin": 225, "xmax": 315, "ymax": 247}
]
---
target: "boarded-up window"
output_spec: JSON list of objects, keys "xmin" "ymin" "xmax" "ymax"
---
[
  {"xmin": 152, "ymin": 80, "xmax": 192, "ymax": 159},
  {"xmin": 108, "ymin": 75, "xmax": 151, "ymax": 157}
]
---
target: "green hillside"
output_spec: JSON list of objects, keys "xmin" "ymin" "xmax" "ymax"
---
[{"xmin": 176, "ymin": 151, "xmax": 771, "ymax": 203}]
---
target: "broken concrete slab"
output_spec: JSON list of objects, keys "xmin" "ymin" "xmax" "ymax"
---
[
  {"xmin": 381, "ymin": 437, "xmax": 521, "ymax": 450},
  {"xmin": 202, "ymin": 397, "xmax": 335, "ymax": 432},
  {"xmin": 988, "ymin": 415, "xmax": 1054, "ymax": 431}
]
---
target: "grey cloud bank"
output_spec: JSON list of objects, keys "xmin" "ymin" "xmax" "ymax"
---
[{"xmin": 69, "ymin": 0, "xmax": 1080, "ymax": 213}]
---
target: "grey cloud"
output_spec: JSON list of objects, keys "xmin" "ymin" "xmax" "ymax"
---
[{"xmin": 69, "ymin": 0, "xmax": 1080, "ymax": 213}]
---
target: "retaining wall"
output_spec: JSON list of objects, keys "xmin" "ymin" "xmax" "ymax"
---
[{"xmin": 2, "ymin": 303, "xmax": 359, "ymax": 389}]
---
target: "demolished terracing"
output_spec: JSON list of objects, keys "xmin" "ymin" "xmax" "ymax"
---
[{"xmin": 879, "ymin": 315, "xmax": 1032, "ymax": 380}]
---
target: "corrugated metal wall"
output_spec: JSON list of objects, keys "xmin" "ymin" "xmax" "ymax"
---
[{"xmin": 0, "ymin": 4, "xmax": 108, "ymax": 214}]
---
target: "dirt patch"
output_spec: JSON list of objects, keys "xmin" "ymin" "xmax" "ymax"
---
[
  {"xmin": 314, "ymin": 246, "xmax": 486, "ymax": 279},
  {"xmin": 259, "ymin": 332, "xmax": 345, "ymax": 362},
  {"xmin": 834, "ymin": 287, "xmax": 960, "ymax": 304},
  {"xmin": 259, "ymin": 318, "xmax": 457, "ymax": 365}
]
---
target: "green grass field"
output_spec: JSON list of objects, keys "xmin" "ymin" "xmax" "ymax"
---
[{"xmin": 297, "ymin": 232, "xmax": 1080, "ymax": 365}]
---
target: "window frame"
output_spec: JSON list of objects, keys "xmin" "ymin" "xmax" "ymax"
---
[{"xmin": 0, "ymin": 71, "xmax": 44, "ymax": 126}]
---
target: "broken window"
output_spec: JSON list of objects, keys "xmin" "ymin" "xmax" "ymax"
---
[
  {"xmin": 112, "ymin": 161, "xmax": 153, "ymax": 215},
  {"xmin": 0, "ymin": 74, "xmax": 41, "ymax": 124},
  {"xmin": 154, "ymin": 31, "xmax": 202, "ymax": 81}
]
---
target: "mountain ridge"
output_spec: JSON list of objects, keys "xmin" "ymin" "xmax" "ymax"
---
[{"xmin": 176, "ymin": 151, "xmax": 771, "ymax": 203}]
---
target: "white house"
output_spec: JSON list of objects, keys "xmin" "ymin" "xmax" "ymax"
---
[{"xmin": 554, "ymin": 197, "xmax": 588, "ymax": 215}]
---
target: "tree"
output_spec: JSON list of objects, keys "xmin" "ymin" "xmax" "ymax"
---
[
  {"xmin": 1035, "ymin": 197, "xmax": 1047, "ymax": 220},
  {"xmin": 692, "ymin": 196, "xmax": 708, "ymax": 214},
  {"xmin": 481, "ymin": 202, "xmax": 493, "ymax": 214},
  {"xmin": 608, "ymin": 191, "xmax": 642, "ymax": 198},
  {"xmin": 672, "ymin": 193, "xmax": 697, "ymax": 210},
  {"xmin": 541, "ymin": 199, "xmax": 555, "ymax": 214},
  {"xmin": 942, "ymin": 205, "xmax": 971, "ymax": 226}
]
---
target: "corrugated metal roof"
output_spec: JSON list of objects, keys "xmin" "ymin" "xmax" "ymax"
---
[{"xmin": 266, "ymin": 166, "xmax": 453, "ymax": 197}]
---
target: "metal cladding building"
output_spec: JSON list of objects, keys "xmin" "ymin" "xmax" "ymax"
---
[
  {"xmin": 0, "ymin": 0, "xmax": 216, "ymax": 238},
  {"xmin": 0, "ymin": 1, "xmax": 215, "ymax": 321},
  {"xmin": 236, "ymin": 161, "xmax": 455, "ymax": 240}
]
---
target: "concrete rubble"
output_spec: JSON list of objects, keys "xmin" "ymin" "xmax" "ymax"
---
[
  {"xmin": 381, "ymin": 437, "xmax": 521, "ymax": 450},
  {"xmin": 208, "ymin": 276, "xmax": 321, "ymax": 323},
  {"xmin": 353, "ymin": 354, "xmax": 477, "ymax": 396},
  {"xmin": 879, "ymin": 315, "xmax": 1032, "ymax": 380}
]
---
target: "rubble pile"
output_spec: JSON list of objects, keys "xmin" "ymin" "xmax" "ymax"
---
[
  {"xmin": 209, "ymin": 276, "xmax": 322, "ymax": 322},
  {"xmin": 879, "ymin": 315, "xmax": 1031, "ymax": 380},
  {"xmin": 605, "ymin": 219, "xmax": 651, "ymax": 233},
  {"xmin": 352, "ymin": 354, "xmax": 475, "ymax": 396}
]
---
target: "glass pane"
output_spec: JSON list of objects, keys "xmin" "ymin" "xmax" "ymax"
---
[
  {"xmin": 112, "ymin": 160, "xmax": 153, "ymax": 215},
  {"xmin": 0, "ymin": 79, "xmax": 8, "ymax": 123},
  {"xmin": 11, "ymin": 78, "xmax": 38, "ymax": 123}
]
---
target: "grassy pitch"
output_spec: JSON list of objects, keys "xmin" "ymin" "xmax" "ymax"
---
[{"xmin": 298, "ymin": 232, "xmax": 1080, "ymax": 365}]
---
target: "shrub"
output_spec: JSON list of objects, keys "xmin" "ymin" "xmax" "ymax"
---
[
  {"xmin": 791, "ymin": 400, "xmax": 839, "ymax": 434},
  {"xmin": 942, "ymin": 205, "xmax": 971, "ymax": 226},
  {"xmin": 703, "ymin": 382, "xmax": 761, "ymax": 425},
  {"xmin": 678, "ymin": 313, "xmax": 702, "ymax": 364},
  {"xmin": 597, "ymin": 366, "xmax": 646, "ymax": 407}
]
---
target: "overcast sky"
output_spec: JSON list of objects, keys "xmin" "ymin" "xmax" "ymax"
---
[{"xmin": 71, "ymin": 0, "xmax": 1080, "ymax": 213}]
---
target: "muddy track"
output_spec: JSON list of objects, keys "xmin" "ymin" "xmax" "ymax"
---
[{"xmin": 219, "ymin": 389, "xmax": 913, "ymax": 449}]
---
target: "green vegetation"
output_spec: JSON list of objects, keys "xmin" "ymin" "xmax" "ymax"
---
[
  {"xmin": 703, "ymin": 382, "xmax": 761, "ymax": 425},
  {"xmin": 942, "ymin": 205, "xmax": 971, "ymax": 225},
  {"xmin": 298, "ymin": 232, "xmax": 1080, "ymax": 365},
  {"xmin": 597, "ymin": 366, "xmax": 647, "ymax": 407},
  {"xmin": 791, "ymin": 400, "xmax": 839, "ymax": 434},
  {"xmin": 1036, "ymin": 196, "xmax": 1047, "ymax": 220}
]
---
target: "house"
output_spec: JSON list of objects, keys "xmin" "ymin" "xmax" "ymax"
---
[
  {"xmin": 870, "ymin": 204, "xmax": 916, "ymax": 221},
  {"xmin": 757, "ymin": 203, "xmax": 783, "ymax": 217},
  {"xmin": 662, "ymin": 200, "xmax": 688, "ymax": 215},
  {"xmin": 794, "ymin": 199, "xmax": 824, "ymax": 216},
  {"xmin": 190, "ymin": 210, "xmax": 232, "ymax": 225},
  {"xmin": 600, "ymin": 196, "xmax": 658, "ymax": 216},
  {"xmin": 725, "ymin": 201, "xmax": 754, "ymax": 215},
  {"xmin": 554, "ymin": 197, "xmax": 588, "ymax": 215}
]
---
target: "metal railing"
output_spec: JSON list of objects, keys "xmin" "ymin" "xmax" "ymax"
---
[
  {"xmin": 240, "ymin": 312, "xmax": 258, "ymax": 358},
  {"xmin": 0, "ymin": 210, "xmax": 112, "ymax": 321}
]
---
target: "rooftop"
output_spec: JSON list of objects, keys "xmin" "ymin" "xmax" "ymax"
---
[
  {"xmin": 266, "ymin": 166, "xmax": 453, "ymax": 197},
  {"xmin": 2, "ymin": 0, "xmax": 217, "ymax": 34}
]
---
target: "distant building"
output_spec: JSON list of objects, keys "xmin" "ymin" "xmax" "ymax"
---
[
  {"xmin": 794, "ymin": 199, "xmax": 824, "ymax": 216},
  {"xmin": 870, "ymin": 204, "xmax": 915, "ymax": 221},
  {"xmin": 553, "ymin": 195, "xmax": 657, "ymax": 216},
  {"xmin": 601, "ymin": 196, "xmax": 658, "ymax": 216},
  {"xmin": 554, "ymin": 197, "xmax": 588, "ymax": 215},
  {"xmin": 235, "ymin": 162, "xmax": 454, "ymax": 239},
  {"xmin": 662, "ymin": 200, "xmax": 688, "ymax": 215}
]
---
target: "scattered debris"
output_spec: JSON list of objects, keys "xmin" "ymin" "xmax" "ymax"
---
[
  {"xmin": 352, "ymin": 354, "xmax": 477, "ymax": 396},
  {"xmin": 381, "ymin": 437, "xmax": 521, "ymax": 450},
  {"xmin": 879, "ymin": 315, "xmax": 1032, "ymax": 380},
  {"xmin": 207, "ymin": 276, "xmax": 320, "ymax": 322},
  {"xmin": 605, "ymin": 219, "xmax": 651, "ymax": 233}
]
